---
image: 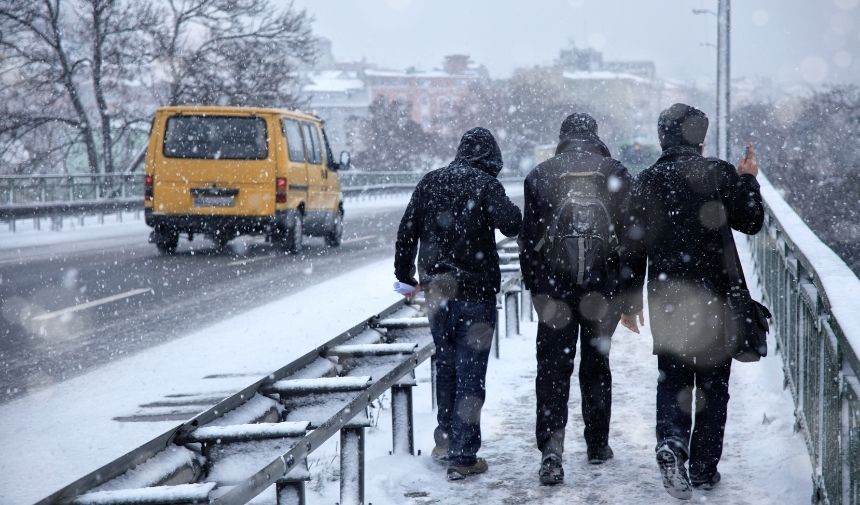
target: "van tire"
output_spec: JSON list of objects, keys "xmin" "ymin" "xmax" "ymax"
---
[
  {"xmin": 211, "ymin": 233, "xmax": 231, "ymax": 250},
  {"xmin": 276, "ymin": 215, "xmax": 303, "ymax": 254},
  {"xmin": 325, "ymin": 209, "xmax": 344, "ymax": 247},
  {"xmin": 154, "ymin": 230, "xmax": 179, "ymax": 254}
]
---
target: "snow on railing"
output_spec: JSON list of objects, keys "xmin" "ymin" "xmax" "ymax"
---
[
  {"xmin": 749, "ymin": 173, "xmax": 860, "ymax": 505},
  {"xmin": 36, "ymin": 239, "xmax": 528, "ymax": 505}
]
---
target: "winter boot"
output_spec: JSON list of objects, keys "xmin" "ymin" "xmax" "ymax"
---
[
  {"xmin": 587, "ymin": 444, "xmax": 614, "ymax": 464},
  {"xmin": 431, "ymin": 445, "xmax": 449, "ymax": 465},
  {"xmin": 447, "ymin": 458, "xmax": 488, "ymax": 480},
  {"xmin": 538, "ymin": 454, "xmax": 564, "ymax": 485},
  {"xmin": 691, "ymin": 471, "xmax": 721, "ymax": 490},
  {"xmin": 656, "ymin": 444, "xmax": 692, "ymax": 500}
]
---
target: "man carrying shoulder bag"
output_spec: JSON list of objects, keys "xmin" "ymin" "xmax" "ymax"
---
[{"xmin": 620, "ymin": 103, "xmax": 767, "ymax": 500}]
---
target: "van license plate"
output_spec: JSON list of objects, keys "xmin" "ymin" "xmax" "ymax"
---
[{"xmin": 194, "ymin": 196, "xmax": 235, "ymax": 207}]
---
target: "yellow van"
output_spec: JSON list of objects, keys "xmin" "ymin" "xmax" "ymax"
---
[{"xmin": 143, "ymin": 106, "xmax": 350, "ymax": 254}]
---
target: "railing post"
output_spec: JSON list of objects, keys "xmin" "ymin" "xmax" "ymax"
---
[
  {"xmin": 391, "ymin": 384, "xmax": 415, "ymax": 456},
  {"xmin": 339, "ymin": 427, "xmax": 365, "ymax": 505},
  {"xmin": 842, "ymin": 374, "xmax": 859, "ymax": 505},
  {"xmin": 276, "ymin": 481, "xmax": 306, "ymax": 505},
  {"xmin": 505, "ymin": 290, "xmax": 520, "ymax": 337},
  {"xmin": 492, "ymin": 298, "xmax": 502, "ymax": 359},
  {"xmin": 521, "ymin": 287, "xmax": 534, "ymax": 322},
  {"xmin": 430, "ymin": 354, "xmax": 437, "ymax": 410}
]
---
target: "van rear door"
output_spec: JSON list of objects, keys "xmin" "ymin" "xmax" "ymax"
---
[{"xmin": 153, "ymin": 113, "xmax": 276, "ymax": 216}]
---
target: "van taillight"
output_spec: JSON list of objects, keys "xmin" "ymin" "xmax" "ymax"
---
[
  {"xmin": 144, "ymin": 174, "xmax": 154, "ymax": 202},
  {"xmin": 276, "ymin": 177, "xmax": 287, "ymax": 203}
]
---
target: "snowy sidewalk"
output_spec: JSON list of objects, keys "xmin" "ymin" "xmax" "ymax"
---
[{"xmin": 317, "ymin": 236, "xmax": 812, "ymax": 505}]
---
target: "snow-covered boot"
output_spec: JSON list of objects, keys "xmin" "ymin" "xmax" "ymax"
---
[
  {"xmin": 656, "ymin": 444, "xmax": 692, "ymax": 500},
  {"xmin": 447, "ymin": 458, "xmax": 488, "ymax": 480},
  {"xmin": 691, "ymin": 471, "xmax": 721, "ymax": 490},
  {"xmin": 587, "ymin": 444, "xmax": 614, "ymax": 464},
  {"xmin": 538, "ymin": 454, "xmax": 564, "ymax": 485},
  {"xmin": 431, "ymin": 445, "xmax": 449, "ymax": 464}
]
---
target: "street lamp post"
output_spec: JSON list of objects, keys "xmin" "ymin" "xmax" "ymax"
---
[
  {"xmin": 716, "ymin": 0, "xmax": 731, "ymax": 161},
  {"xmin": 693, "ymin": 1, "xmax": 731, "ymax": 160}
]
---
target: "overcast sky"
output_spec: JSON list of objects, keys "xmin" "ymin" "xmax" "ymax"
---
[{"xmin": 287, "ymin": 0, "xmax": 860, "ymax": 88}]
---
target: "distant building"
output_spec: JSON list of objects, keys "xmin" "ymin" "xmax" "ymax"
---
[
  {"xmin": 303, "ymin": 70, "xmax": 370, "ymax": 151},
  {"xmin": 557, "ymin": 45, "xmax": 604, "ymax": 71},
  {"xmin": 604, "ymin": 61, "xmax": 657, "ymax": 81},
  {"xmin": 303, "ymin": 45, "xmax": 487, "ymax": 148},
  {"xmin": 547, "ymin": 43, "xmax": 666, "ymax": 146},
  {"xmin": 363, "ymin": 55, "xmax": 486, "ymax": 131},
  {"xmin": 562, "ymin": 70, "xmax": 662, "ymax": 144}
]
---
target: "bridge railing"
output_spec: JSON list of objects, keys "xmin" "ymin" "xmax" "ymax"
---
[
  {"xmin": 749, "ymin": 174, "xmax": 860, "ymax": 505},
  {"xmin": 0, "ymin": 172, "xmax": 523, "ymax": 232},
  {"xmin": 0, "ymin": 172, "xmax": 425, "ymax": 206}
]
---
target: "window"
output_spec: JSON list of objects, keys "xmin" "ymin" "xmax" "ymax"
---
[
  {"xmin": 303, "ymin": 123, "xmax": 322, "ymax": 165},
  {"xmin": 282, "ymin": 119, "xmax": 306, "ymax": 162},
  {"xmin": 163, "ymin": 116, "xmax": 268, "ymax": 160}
]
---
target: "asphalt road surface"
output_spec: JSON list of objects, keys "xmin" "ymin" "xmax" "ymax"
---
[
  {"xmin": 0, "ymin": 206, "xmax": 405, "ymax": 403},
  {"xmin": 0, "ymin": 194, "xmax": 524, "ymax": 404}
]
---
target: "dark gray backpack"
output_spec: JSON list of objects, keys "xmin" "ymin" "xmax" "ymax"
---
[{"xmin": 542, "ymin": 160, "xmax": 617, "ymax": 288}]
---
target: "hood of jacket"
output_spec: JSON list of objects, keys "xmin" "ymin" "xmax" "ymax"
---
[
  {"xmin": 658, "ymin": 103, "xmax": 709, "ymax": 150},
  {"xmin": 555, "ymin": 134, "xmax": 611, "ymax": 158},
  {"xmin": 452, "ymin": 127, "xmax": 503, "ymax": 177}
]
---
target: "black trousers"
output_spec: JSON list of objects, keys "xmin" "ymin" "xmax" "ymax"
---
[
  {"xmin": 534, "ymin": 294, "xmax": 619, "ymax": 454},
  {"xmin": 656, "ymin": 353, "xmax": 732, "ymax": 480}
]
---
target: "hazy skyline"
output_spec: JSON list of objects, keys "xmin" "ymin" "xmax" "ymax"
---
[{"xmin": 288, "ymin": 0, "xmax": 860, "ymax": 88}]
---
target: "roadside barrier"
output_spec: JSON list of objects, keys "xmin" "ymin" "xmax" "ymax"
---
[
  {"xmin": 36, "ymin": 240, "xmax": 529, "ymax": 505},
  {"xmin": 0, "ymin": 174, "xmax": 524, "ymax": 232}
]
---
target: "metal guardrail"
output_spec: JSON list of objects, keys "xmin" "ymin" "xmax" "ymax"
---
[
  {"xmin": 36, "ymin": 240, "xmax": 528, "ymax": 505},
  {"xmin": 0, "ymin": 173, "xmax": 524, "ymax": 232},
  {"xmin": 748, "ymin": 174, "xmax": 860, "ymax": 505}
]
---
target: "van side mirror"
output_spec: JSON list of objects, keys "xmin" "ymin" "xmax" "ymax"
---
[{"xmin": 339, "ymin": 150, "xmax": 351, "ymax": 171}]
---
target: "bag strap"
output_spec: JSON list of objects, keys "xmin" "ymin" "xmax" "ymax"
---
[{"xmin": 709, "ymin": 162, "xmax": 748, "ymax": 293}]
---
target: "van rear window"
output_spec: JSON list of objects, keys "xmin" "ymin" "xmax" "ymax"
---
[{"xmin": 163, "ymin": 116, "xmax": 268, "ymax": 160}]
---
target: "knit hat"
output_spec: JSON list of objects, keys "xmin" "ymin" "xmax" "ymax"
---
[{"xmin": 559, "ymin": 112, "xmax": 599, "ymax": 141}]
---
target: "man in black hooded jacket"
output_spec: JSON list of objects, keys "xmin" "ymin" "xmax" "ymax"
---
[
  {"xmin": 620, "ymin": 103, "xmax": 763, "ymax": 499},
  {"xmin": 395, "ymin": 127, "xmax": 521, "ymax": 480},
  {"xmin": 519, "ymin": 113, "xmax": 632, "ymax": 485}
]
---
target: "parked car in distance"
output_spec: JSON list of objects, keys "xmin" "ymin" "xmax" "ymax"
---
[{"xmin": 144, "ymin": 105, "xmax": 350, "ymax": 254}]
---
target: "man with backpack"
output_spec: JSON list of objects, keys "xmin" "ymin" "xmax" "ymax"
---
[{"xmin": 519, "ymin": 113, "xmax": 633, "ymax": 485}]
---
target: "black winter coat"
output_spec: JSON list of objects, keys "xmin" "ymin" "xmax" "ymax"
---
[
  {"xmin": 519, "ymin": 135, "xmax": 633, "ymax": 299},
  {"xmin": 620, "ymin": 145, "xmax": 764, "ymax": 359},
  {"xmin": 394, "ymin": 129, "xmax": 522, "ymax": 302}
]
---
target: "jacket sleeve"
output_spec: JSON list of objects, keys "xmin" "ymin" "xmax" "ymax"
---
[
  {"xmin": 484, "ymin": 178, "xmax": 522, "ymax": 237},
  {"xmin": 618, "ymin": 173, "xmax": 648, "ymax": 315},
  {"xmin": 718, "ymin": 162, "xmax": 764, "ymax": 235},
  {"xmin": 517, "ymin": 176, "xmax": 540, "ymax": 291},
  {"xmin": 608, "ymin": 161, "xmax": 633, "ymax": 239},
  {"xmin": 394, "ymin": 185, "xmax": 422, "ymax": 286}
]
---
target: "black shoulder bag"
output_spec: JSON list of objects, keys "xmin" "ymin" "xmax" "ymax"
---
[{"xmin": 712, "ymin": 166, "xmax": 772, "ymax": 362}]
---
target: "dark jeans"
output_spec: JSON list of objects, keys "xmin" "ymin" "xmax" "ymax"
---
[
  {"xmin": 534, "ymin": 294, "xmax": 619, "ymax": 455},
  {"xmin": 656, "ymin": 353, "xmax": 732, "ymax": 480},
  {"xmin": 429, "ymin": 299, "xmax": 496, "ymax": 466}
]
